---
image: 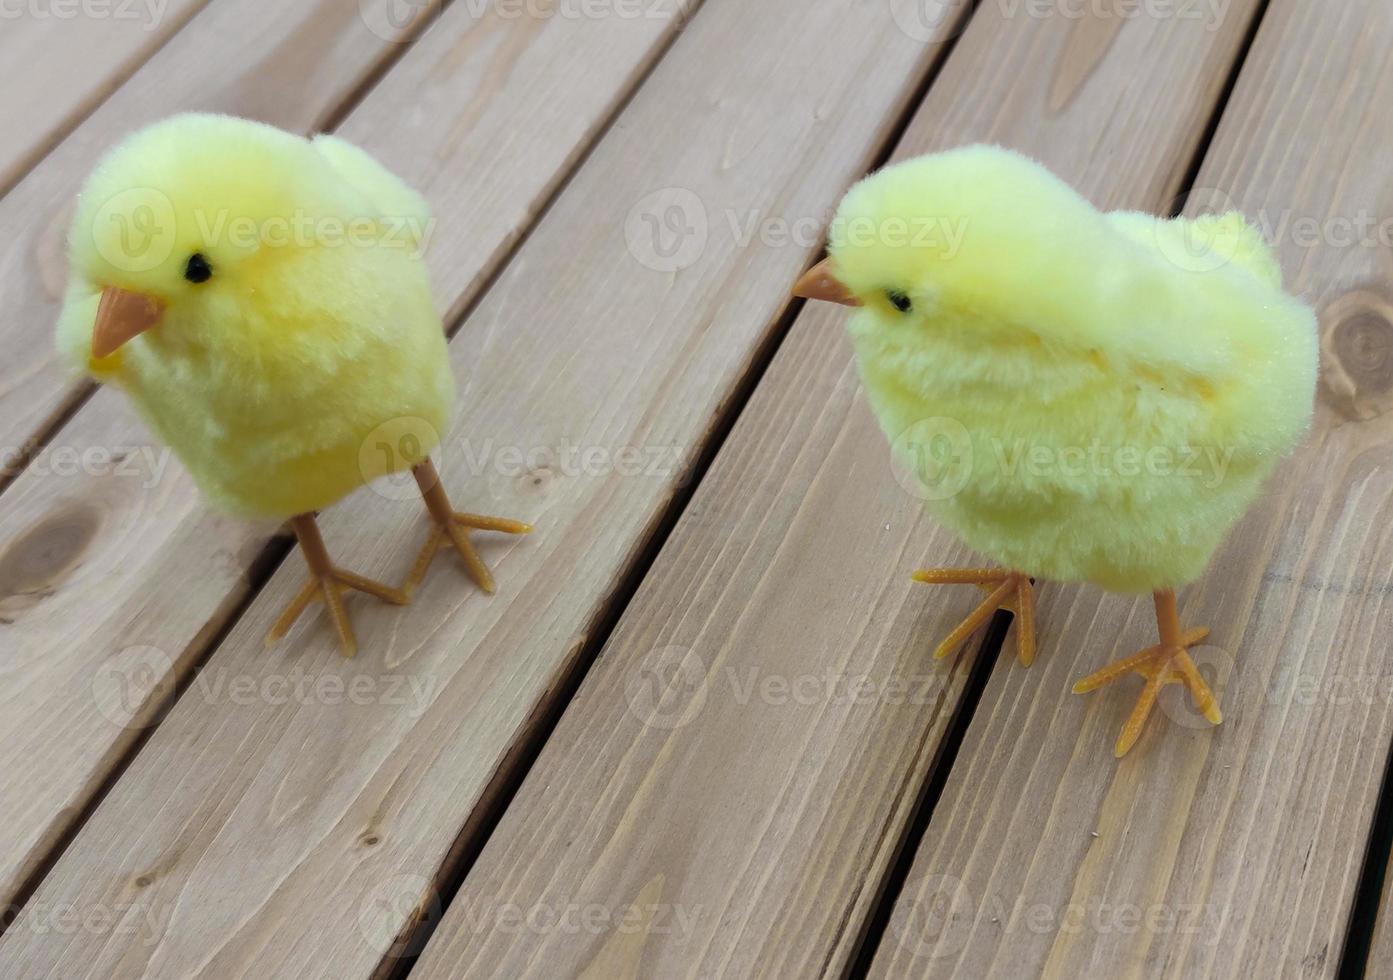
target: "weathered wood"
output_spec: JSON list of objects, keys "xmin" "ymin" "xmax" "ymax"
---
[
  {"xmin": 0, "ymin": 0, "xmax": 206, "ymax": 195},
  {"xmin": 0, "ymin": 0, "xmax": 689, "ymax": 917},
  {"xmin": 406, "ymin": 2, "xmax": 1271, "ymax": 978},
  {"xmin": 874, "ymin": 2, "xmax": 1393, "ymax": 977},
  {"xmin": 0, "ymin": 0, "xmax": 439, "ymax": 474},
  {"xmin": 0, "ymin": 0, "xmax": 955, "ymax": 977}
]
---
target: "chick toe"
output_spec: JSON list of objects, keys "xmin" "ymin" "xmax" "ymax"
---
[
  {"xmin": 408, "ymin": 461, "xmax": 532, "ymax": 595},
  {"xmin": 1072, "ymin": 590, "xmax": 1219, "ymax": 756},
  {"xmin": 913, "ymin": 569, "xmax": 1036, "ymax": 666}
]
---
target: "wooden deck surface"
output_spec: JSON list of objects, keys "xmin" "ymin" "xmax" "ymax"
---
[{"xmin": 1, "ymin": 1, "xmax": 1390, "ymax": 977}]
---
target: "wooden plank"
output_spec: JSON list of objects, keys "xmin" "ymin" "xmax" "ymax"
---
[
  {"xmin": 0, "ymin": 0, "xmax": 440, "ymax": 475},
  {"xmin": 0, "ymin": 0, "xmax": 207, "ymax": 195},
  {"xmin": 0, "ymin": 0, "xmax": 691, "ymax": 917},
  {"xmin": 872, "ymin": 2, "xmax": 1393, "ymax": 977},
  {"xmin": 0, "ymin": 0, "xmax": 954, "ymax": 976},
  {"xmin": 404, "ymin": 3, "xmax": 1271, "ymax": 978}
]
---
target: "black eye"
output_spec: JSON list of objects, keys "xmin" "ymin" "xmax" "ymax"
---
[
  {"xmin": 184, "ymin": 253, "xmax": 213, "ymax": 284},
  {"xmin": 886, "ymin": 290, "xmax": 911, "ymax": 313}
]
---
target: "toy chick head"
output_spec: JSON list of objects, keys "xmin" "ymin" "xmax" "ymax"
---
[
  {"xmin": 67, "ymin": 113, "xmax": 347, "ymax": 361},
  {"xmin": 793, "ymin": 144, "xmax": 1120, "ymax": 360}
]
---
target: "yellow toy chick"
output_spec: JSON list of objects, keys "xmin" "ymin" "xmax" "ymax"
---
[
  {"xmin": 58, "ymin": 114, "xmax": 531, "ymax": 656},
  {"xmin": 794, "ymin": 145, "xmax": 1317, "ymax": 756}
]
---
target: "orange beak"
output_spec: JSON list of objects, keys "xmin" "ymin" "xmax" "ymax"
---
[
  {"xmin": 791, "ymin": 257, "xmax": 860, "ymax": 307},
  {"xmin": 92, "ymin": 287, "xmax": 165, "ymax": 360}
]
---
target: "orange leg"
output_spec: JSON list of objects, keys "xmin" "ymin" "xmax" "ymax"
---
[
  {"xmin": 407, "ymin": 459, "xmax": 533, "ymax": 594},
  {"xmin": 1072, "ymin": 590, "xmax": 1222, "ymax": 757},
  {"xmin": 911, "ymin": 568, "xmax": 1036, "ymax": 666},
  {"xmin": 265, "ymin": 514, "xmax": 408, "ymax": 658}
]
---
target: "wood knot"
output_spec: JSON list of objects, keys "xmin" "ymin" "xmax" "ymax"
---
[
  {"xmin": 1320, "ymin": 289, "xmax": 1393, "ymax": 420},
  {"xmin": 517, "ymin": 464, "xmax": 554, "ymax": 495},
  {"xmin": 0, "ymin": 505, "xmax": 101, "ymax": 607}
]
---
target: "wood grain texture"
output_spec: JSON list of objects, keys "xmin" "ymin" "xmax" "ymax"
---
[
  {"xmin": 874, "ymin": 2, "xmax": 1393, "ymax": 977},
  {"xmin": 0, "ymin": 0, "xmax": 438, "ymax": 477},
  {"xmin": 0, "ymin": 0, "xmax": 690, "ymax": 919},
  {"xmin": 0, "ymin": 1, "xmax": 952, "ymax": 977},
  {"xmin": 0, "ymin": 0, "xmax": 206, "ymax": 195},
  {"xmin": 407, "ymin": 2, "xmax": 1267, "ymax": 978}
]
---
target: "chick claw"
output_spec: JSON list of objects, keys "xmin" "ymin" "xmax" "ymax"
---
[
  {"xmin": 267, "ymin": 568, "xmax": 408, "ymax": 658},
  {"xmin": 912, "ymin": 569, "xmax": 1036, "ymax": 666},
  {"xmin": 266, "ymin": 513, "xmax": 407, "ymax": 658},
  {"xmin": 1072, "ymin": 591, "xmax": 1222, "ymax": 757},
  {"xmin": 408, "ymin": 460, "xmax": 532, "ymax": 595}
]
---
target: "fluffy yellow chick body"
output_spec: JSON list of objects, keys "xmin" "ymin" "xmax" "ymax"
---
[
  {"xmin": 829, "ymin": 146, "xmax": 1316, "ymax": 593},
  {"xmin": 58, "ymin": 114, "xmax": 454, "ymax": 518},
  {"xmin": 56, "ymin": 114, "xmax": 530, "ymax": 656},
  {"xmin": 797, "ymin": 144, "xmax": 1317, "ymax": 755}
]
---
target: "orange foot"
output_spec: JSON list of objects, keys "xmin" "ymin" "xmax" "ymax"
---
[
  {"xmin": 911, "ymin": 568, "xmax": 1036, "ymax": 666},
  {"xmin": 1072, "ymin": 590, "xmax": 1222, "ymax": 757},
  {"xmin": 408, "ymin": 460, "xmax": 532, "ymax": 595},
  {"xmin": 266, "ymin": 515, "xmax": 408, "ymax": 658}
]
